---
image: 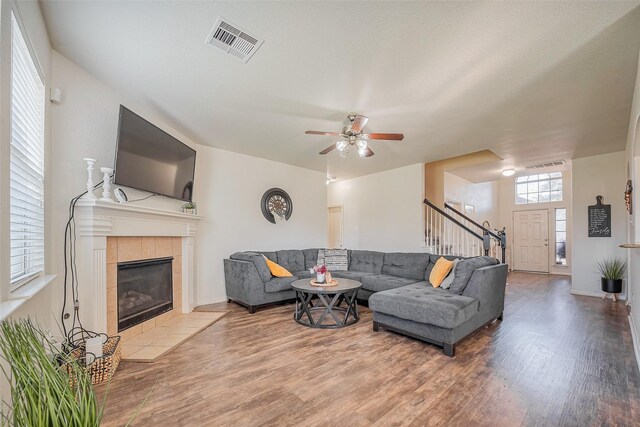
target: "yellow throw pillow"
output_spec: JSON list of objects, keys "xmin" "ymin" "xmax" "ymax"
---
[
  {"xmin": 263, "ymin": 255, "xmax": 292, "ymax": 277},
  {"xmin": 429, "ymin": 257, "xmax": 455, "ymax": 287}
]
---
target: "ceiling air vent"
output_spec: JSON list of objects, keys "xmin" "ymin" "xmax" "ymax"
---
[
  {"xmin": 205, "ymin": 17, "xmax": 264, "ymax": 63},
  {"xmin": 525, "ymin": 160, "xmax": 566, "ymax": 169}
]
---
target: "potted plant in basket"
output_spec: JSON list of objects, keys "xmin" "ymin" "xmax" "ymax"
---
[
  {"xmin": 597, "ymin": 257, "xmax": 627, "ymax": 301},
  {"xmin": 0, "ymin": 318, "xmax": 153, "ymax": 426},
  {"xmin": 182, "ymin": 201, "xmax": 197, "ymax": 214},
  {"xmin": 309, "ymin": 264, "xmax": 327, "ymax": 284},
  {"xmin": 0, "ymin": 319, "xmax": 104, "ymax": 426}
]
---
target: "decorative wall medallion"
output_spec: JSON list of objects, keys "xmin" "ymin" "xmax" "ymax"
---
[{"xmin": 261, "ymin": 188, "xmax": 293, "ymax": 224}]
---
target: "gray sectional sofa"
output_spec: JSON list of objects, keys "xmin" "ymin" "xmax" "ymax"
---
[{"xmin": 224, "ymin": 249, "xmax": 507, "ymax": 356}]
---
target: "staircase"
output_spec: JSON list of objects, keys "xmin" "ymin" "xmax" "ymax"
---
[{"xmin": 424, "ymin": 199, "xmax": 506, "ymax": 263}]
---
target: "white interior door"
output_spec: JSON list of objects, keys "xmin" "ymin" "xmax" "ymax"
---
[
  {"xmin": 513, "ymin": 210, "xmax": 549, "ymax": 273},
  {"xmin": 328, "ymin": 206, "xmax": 343, "ymax": 248}
]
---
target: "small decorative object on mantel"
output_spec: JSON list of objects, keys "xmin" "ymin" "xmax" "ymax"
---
[
  {"xmin": 588, "ymin": 195, "xmax": 611, "ymax": 237},
  {"xmin": 597, "ymin": 257, "xmax": 626, "ymax": 302},
  {"xmin": 310, "ymin": 264, "xmax": 327, "ymax": 283},
  {"xmin": 82, "ymin": 158, "xmax": 97, "ymax": 199},
  {"xmin": 182, "ymin": 202, "xmax": 197, "ymax": 214},
  {"xmin": 261, "ymin": 188, "xmax": 293, "ymax": 224},
  {"xmin": 100, "ymin": 167, "xmax": 114, "ymax": 202},
  {"xmin": 625, "ymin": 180, "xmax": 633, "ymax": 214}
]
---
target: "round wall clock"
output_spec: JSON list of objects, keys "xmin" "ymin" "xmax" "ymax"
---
[{"xmin": 261, "ymin": 188, "xmax": 293, "ymax": 224}]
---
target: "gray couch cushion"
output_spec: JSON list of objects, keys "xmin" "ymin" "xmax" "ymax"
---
[
  {"xmin": 230, "ymin": 252, "xmax": 272, "ymax": 282},
  {"xmin": 264, "ymin": 276, "xmax": 298, "ymax": 293},
  {"xmin": 349, "ymin": 250, "xmax": 384, "ymax": 274},
  {"xmin": 361, "ymin": 275, "xmax": 420, "ymax": 293},
  {"xmin": 302, "ymin": 248, "xmax": 321, "ymax": 269},
  {"xmin": 259, "ymin": 251, "xmax": 277, "ymax": 263},
  {"xmin": 294, "ymin": 270, "xmax": 314, "ymax": 279},
  {"xmin": 369, "ymin": 283, "xmax": 479, "ymax": 329},
  {"xmin": 331, "ymin": 271, "xmax": 377, "ymax": 281},
  {"xmin": 276, "ymin": 250, "xmax": 305, "ymax": 273},
  {"xmin": 449, "ymin": 256, "xmax": 498, "ymax": 294},
  {"xmin": 382, "ymin": 253, "xmax": 431, "ymax": 280}
]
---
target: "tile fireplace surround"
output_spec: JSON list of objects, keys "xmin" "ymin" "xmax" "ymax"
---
[{"xmin": 75, "ymin": 199, "xmax": 202, "ymax": 339}]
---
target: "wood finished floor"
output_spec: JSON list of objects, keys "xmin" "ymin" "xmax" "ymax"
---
[{"xmin": 98, "ymin": 273, "xmax": 640, "ymax": 426}]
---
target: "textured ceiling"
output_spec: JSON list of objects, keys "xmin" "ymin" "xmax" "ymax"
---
[{"xmin": 40, "ymin": 1, "xmax": 640, "ymax": 181}]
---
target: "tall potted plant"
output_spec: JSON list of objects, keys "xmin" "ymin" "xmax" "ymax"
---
[
  {"xmin": 597, "ymin": 258, "xmax": 627, "ymax": 301},
  {"xmin": 0, "ymin": 319, "xmax": 104, "ymax": 426}
]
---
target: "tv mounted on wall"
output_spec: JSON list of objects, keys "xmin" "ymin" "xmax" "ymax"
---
[{"xmin": 114, "ymin": 106, "xmax": 196, "ymax": 202}]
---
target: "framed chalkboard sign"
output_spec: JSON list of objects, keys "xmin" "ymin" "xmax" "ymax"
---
[{"xmin": 588, "ymin": 195, "xmax": 611, "ymax": 237}]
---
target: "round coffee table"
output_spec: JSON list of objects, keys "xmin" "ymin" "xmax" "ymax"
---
[{"xmin": 291, "ymin": 278, "xmax": 361, "ymax": 329}]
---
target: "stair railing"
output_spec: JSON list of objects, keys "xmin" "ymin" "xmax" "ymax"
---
[
  {"xmin": 424, "ymin": 199, "xmax": 484, "ymax": 258},
  {"xmin": 443, "ymin": 202, "xmax": 506, "ymax": 263},
  {"xmin": 424, "ymin": 199, "xmax": 506, "ymax": 263}
]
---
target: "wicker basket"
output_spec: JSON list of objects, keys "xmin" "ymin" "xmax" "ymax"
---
[{"xmin": 69, "ymin": 336, "xmax": 122, "ymax": 385}]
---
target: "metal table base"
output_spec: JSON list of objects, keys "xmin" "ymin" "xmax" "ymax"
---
[{"xmin": 294, "ymin": 288, "xmax": 359, "ymax": 328}]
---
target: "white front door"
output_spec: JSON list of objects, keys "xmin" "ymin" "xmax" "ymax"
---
[
  {"xmin": 328, "ymin": 206, "xmax": 343, "ymax": 248},
  {"xmin": 513, "ymin": 210, "xmax": 549, "ymax": 273}
]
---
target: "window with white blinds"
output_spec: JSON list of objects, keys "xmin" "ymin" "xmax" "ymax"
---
[{"xmin": 9, "ymin": 11, "xmax": 45, "ymax": 290}]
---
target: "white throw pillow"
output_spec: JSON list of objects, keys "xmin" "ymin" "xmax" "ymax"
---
[{"xmin": 317, "ymin": 249, "xmax": 348, "ymax": 271}]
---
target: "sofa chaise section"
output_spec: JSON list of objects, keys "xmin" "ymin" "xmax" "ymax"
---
[{"xmin": 369, "ymin": 263, "xmax": 507, "ymax": 356}]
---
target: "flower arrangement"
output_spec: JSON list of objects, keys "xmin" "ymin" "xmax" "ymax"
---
[
  {"xmin": 309, "ymin": 264, "xmax": 327, "ymax": 283},
  {"xmin": 309, "ymin": 264, "xmax": 327, "ymax": 274}
]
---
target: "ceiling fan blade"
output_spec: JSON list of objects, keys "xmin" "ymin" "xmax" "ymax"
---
[
  {"xmin": 364, "ymin": 147, "xmax": 374, "ymax": 157},
  {"xmin": 350, "ymin": 115, "xmax": 369, "ymax": 133},
  {"xmin": 361, "ymin": 133, "xmax": 404, "ymax": 141},
  {"xmin": 305, "ymin": 131, "xmax": 341, "ymax": 136},
  {"xmin": 319, "ymin": 144, "xmax": 337, "ymax": 155}
]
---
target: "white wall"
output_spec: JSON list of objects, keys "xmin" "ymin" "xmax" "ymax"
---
[
  {"xmin": 327, "ymin": 164, "xmax": 424, "ymax": 252},
  {"xmin": 0, "ymin": 0, "xmax": 55, "ymax": 326},
  {"xmin": 624, "ymin": 49, "xmax": 640, "ymax": 367},
  {"xmin": 195, "ymin": 148, "xmax": 326, "ymax": 304},
  {"xmin": 50, "ymin": 51, "xmax": 327, "ymax": 311},
  {"xmin": 571, "ymin": 151, "xmax": 628, "ymax": 297},
  {"xmin": 444, "ymin": 172, "xmax": 499, "ymax": 228}
]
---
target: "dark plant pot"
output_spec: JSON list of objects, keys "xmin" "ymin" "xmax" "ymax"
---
[{"xmin": 601, "ymin": 278, "xmax": 622, "ymax": 294}]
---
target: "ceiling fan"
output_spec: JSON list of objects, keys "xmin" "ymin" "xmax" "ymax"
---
[{"xmin": 305, "ymin": 113, "xmax": 404, "ymax": 158}]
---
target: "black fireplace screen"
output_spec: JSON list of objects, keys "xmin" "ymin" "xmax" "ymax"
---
[{"xmin": 117, "ymin": 257, "xmax": 173, "ymax": 331}]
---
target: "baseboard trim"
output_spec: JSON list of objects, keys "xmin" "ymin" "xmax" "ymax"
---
[
  {"xmin": 630, "ymin": 315, "xmax": 640, "ymax": 372},
  {"xmin": 570, "ymin": 289, "xmax": 627, "ymax": 301}
]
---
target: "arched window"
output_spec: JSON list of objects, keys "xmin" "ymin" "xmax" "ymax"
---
[{"xmin": 515, "ymin": 173, "xmax": 562, "ymax": 204}]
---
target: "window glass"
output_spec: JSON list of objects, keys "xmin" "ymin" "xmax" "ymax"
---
[
  {"xmin": 555, "ymin": 208, "xmax": 567, "ymax": 265},
  {"xmin": 9, "ymin": 12, "xmax": 45, "ymax": 290},
  {"xmin": 515, "ymin": 173, "xmax": 563, "ymax": 205}
]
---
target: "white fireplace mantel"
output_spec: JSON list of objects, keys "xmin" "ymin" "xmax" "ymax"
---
[{"xmin": 74, "ymin": 199, "xmax": 203, "ymax": 333}]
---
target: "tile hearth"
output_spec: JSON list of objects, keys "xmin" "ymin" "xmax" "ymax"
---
[{"xmin": 120, "ymin": 311, "xmax": 227, "ymax": 362}]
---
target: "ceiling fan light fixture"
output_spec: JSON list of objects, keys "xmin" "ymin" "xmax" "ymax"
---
[
  {"xmin": 336, "ymin": 140, "xmax": 347, "ymax": 152},
  {"xmin": 356, "ymin": 139, "xmax": 367, "ymax": 150},
  {"xmin": 358, "ymin": 146, "xmax": 367, "ymax": 157}
]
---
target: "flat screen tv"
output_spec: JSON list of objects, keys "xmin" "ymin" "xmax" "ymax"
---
[{"xmin": 114, "ymin": 106, "xmax": 196, "ymax": 202}]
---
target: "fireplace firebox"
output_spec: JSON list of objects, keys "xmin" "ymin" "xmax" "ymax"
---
[{"xmin": 117, "ymin": 257, "xmax": 173, "ymax": 331}]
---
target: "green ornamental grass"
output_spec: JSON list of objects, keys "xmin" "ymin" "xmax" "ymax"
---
[
  {"xmin": 0, "ymin": 319, "xmax": 103, "ymax": 427},
  {"xmin": 596, "ymin": 258, "xmax": 627, "ymax": 280}
]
